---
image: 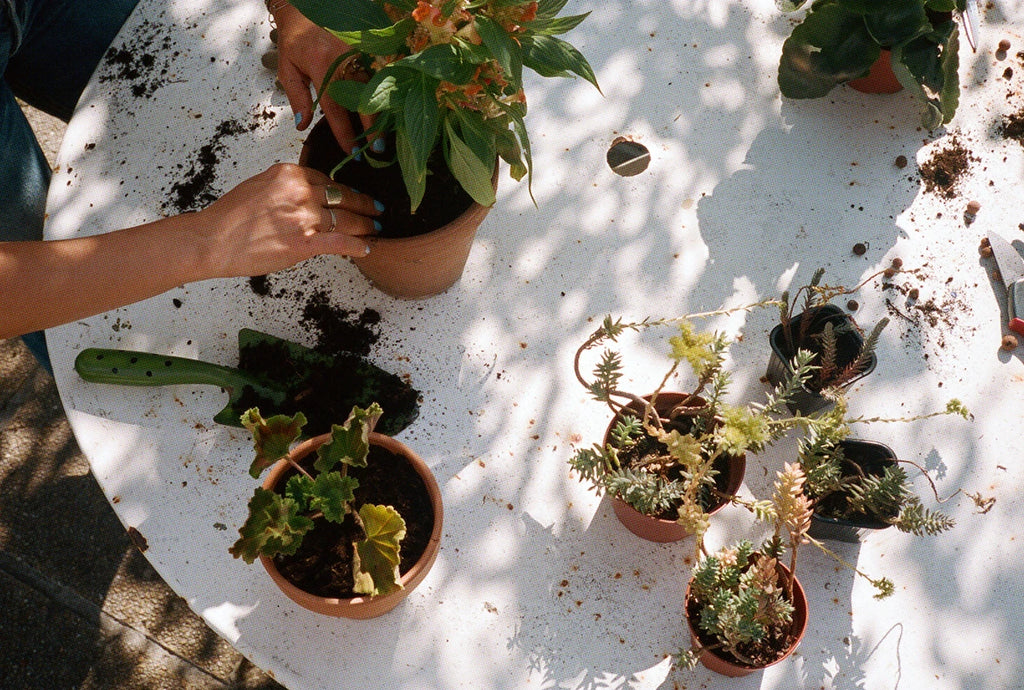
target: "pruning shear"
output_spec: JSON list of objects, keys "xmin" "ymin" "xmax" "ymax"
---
[
  {"xmin": 960, "ymin": 0, "xmax": 981, "ymax": 53},
  {"xmin": 987, "ymin": 230, "xmax": 1024, "ymax": 337}
]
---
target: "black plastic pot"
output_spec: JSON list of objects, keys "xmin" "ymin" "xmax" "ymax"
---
[
  {"xmin": 807, "ymin": 439, "xmax": 897, "ymax": 543},
  {"xmin": 765, "ymin": 304, "xmax": 876, "ymax": 415}
]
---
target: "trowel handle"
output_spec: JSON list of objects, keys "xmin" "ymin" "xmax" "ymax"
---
[
  {"xmin": 1009, "ymin": 280, "xmax": 1024, "ymax": 337},
  {"xmin": 75, "ymin": 348, "xmax": 247, "ymax": 390}
]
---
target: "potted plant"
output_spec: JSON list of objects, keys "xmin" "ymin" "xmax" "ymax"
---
[
  {"xmin": 777, "ymin": 0, "xmax": 966, "ymax": 129},
  {"xmin": 679, "ymin": 464, "xmax": 812, "ymax": 677},
  {"xmin": 291, "ymin": 0, "xmax": 599, "ymax": 297},
  {"xmin": 797, "ymin": 396, "xmax": 986, "ymax": 542},
  {"xmin": 765, "ymin": 267, "xmax": 890, "ymax": 415},
  {"xmin": 568, "ymin": 307, "xmax": 817, "ymax": 544},
  {"xmin": 229, "ymin": 403, "xmax": 443, "ymax": 618}
]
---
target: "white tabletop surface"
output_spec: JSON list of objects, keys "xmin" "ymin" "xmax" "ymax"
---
[{"xmin": 46, "ymin": 1, "xmax": 1024, "ymax": 688}]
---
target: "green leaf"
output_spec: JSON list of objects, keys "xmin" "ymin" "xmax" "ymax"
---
[
  {"xmin": 359, "ymin": 71, "xmax": 403, "ymax": 114},
  {"xmin": 396, "ymin": 128, "xmax": 428, "ymax": 212},
  {"xmin": 326, "ymin": 79, "xmax": 368, "ymax": 112},
  {"xmin": 284, "ymin": 474, "xmax": 314, "ymax": 511},
  {"xmin": 521, "ymin": 35, "xmax": 600, "ymax": 90},
  {"xmin": 522, "ymin": 13, "xmax": 590, "ymax": 36},
  {"xmin": 314, "ymin": 403, "xmax": 383, "ymax": 473},
  {"xmin": 241, "ymin": 409, "xmax": 306, "ymax": 479},
  {"xmin": 309, "ymin": 471, "xmax": 358, "ymax": 523},
  {"xmin": 475, "ymin": 16, "xmax": 524, "ymax": 90},
  {"xmin": 331, "ymin": 19, "xmax": 415, "ymax": 55},
  {"xmin": 536, "ymin": 0, "xmax": 569, "ymax": 20},
  {"xmin": 229, "ymin": 488, "xmax": 314, "ymax": 564},
  {"xmin": 404, "ymin": 73, "xmax": 442, "ymax": 176},
  {"xmin": 352, "ymin": 503, "xmax": 407, "ymax": 596},
  {"xmin": 862, "ymin": 1, "xmax": 930, "ymax": 47},
  {"xmin": 444, "ymin": 118, "xmax": 497, "ymax": 207},
  {"xmin": 892, "ymin": 23, "xmax": 960, "ymax": 127},
  {"xmin": 450, "ymin": 108, "xmax": 497, "ymax": 168},
  {"xmin": 399, "ymin": 44, "xmax": 478, "ymax": 83},
  {"xmin": 289, "ymin": 0, "xmax": 391, "ymax": 32},
  {"xmin": 778, "ymin": 1, "xmax": 879, "ymax": 98}
]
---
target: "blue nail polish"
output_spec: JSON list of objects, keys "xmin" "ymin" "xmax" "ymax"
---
[
  {"xmin": 373, "ymin": 220, "xmax": 382, "ymax": 233},
  {"xmin": 350, "ymin": 188, "xmax": 362, "ymax": 195},
  {"xmin": 371, "ymin": 138, "xmax": 386, "ymax": 154},
  {"xmin": 294, "ymin": 112, "xmax": 303, "ymax": 127},
  {"xmin": 354, "ymin": 147, "xmax": 363, "ymax": 162},
  {"xmin": 373, "ymin": 199, "xmax": 385, "ymax": 213}
]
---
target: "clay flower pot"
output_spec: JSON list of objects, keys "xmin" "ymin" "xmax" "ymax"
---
[
  {"xmin": 259, "ymin": 431, "xmax": 443, "ymax": 618},
  {"xmin": 605, "ymin": 393, "xmax": 745, "ymax": 543},
  {"xmin": 848, "ymin": 50, "xmax": 903, "ymax": 94},
  {"xmin": 685, "ymin": 563, "xmax": 808, "ymax": 677},
  {"xmin": 808, "ymin": 439, "xmax": 898, "ymax": 543},
  {"xmin": 299, "ymin": 118, "xmax": 497, "ymax": 299}
]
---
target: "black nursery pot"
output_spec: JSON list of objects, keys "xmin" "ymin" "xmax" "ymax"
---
[
  {"xmin": 765, "ymin": 304, "xmax": 877, "ymax": 415},
  {"xmin": 808, "ymin": 439, "xmax": 898, "ymax": 543}
]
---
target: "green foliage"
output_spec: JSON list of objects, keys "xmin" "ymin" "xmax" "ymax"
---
[
  {"xmin": 241, "ymin": 409, "xmax": 307, "ymax": 479},
  {"xmin": 778, "ymin": 0, "xmax": 966, "ymax": 127},
  {"xmin": 291, "ymin": 0, "xmax": 599, "ymax": 210},
  {"xmin": 231, "ymin": 404, "xmax": 406, "ymax": 598},
  {"xmin": 687, "ymin": 541, "xmax": 796, "ymax": 665},
  {"xmin": 569, "ymin": 301, "xmax": 816, "ymax": 551}
]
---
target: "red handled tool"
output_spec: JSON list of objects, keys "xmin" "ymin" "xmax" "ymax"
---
[{"xmin": 987, "ymin": 230, "xmax": 1024, "ymax": 337}]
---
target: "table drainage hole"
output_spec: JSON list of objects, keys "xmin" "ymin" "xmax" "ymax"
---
[{"xmin": 607, "ymin": 138, "xmax": 650, "ymax": 176}]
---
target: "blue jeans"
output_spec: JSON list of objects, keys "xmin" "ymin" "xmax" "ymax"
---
[{"xmin": 1, "ymin": 0, "xmax": 138, "ymax": 372}]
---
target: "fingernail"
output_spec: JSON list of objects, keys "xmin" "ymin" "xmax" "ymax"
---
[
  {"xmin": 350, "ymin": 188, "xmax": 362, "ymax": 195},
  {"xmin": 353, "ymin": 147, "xmax": 363, "ymax": 162},
  {"xmin": 364, "ymin": 244, "xmax": 372, "ymax": 255},
  {"xmin": 294, "ymin": 112, "xmax": 304, "ymax": 127},
  {"xmin": 373, "ymin": 220, "xmax": 383, "ymax": 233},
  {"xmin": 371, "ymin": 138, "xmax": 386, "ymax": 154},
  {"xmin": 373, "ymin": 199, "xmax": 385, "ymax": 213}
]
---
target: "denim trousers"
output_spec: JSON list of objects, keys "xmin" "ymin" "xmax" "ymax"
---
[{"xmin": 1, "ymin": 0, "xmax": 138, "ymax": 371}]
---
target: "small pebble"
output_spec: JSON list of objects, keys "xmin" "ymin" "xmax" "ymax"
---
[
  {"xmin": 270, "ymin": 28, "xmax": 279, "ymax": 44},
  {"xmin": 853, "ymin": 242, "xmax": 867, "ymax": 256},
  {"xmin": 1002, "ymin": 334, "xmax": 1019, "ymax": 351},
  {"xmin": 908, "ymin": 288, "xmax": 919, "ymax": 300},
  {"xmin": 894, "ymin": 155, "xmax": 908, "ymax": 169},
  {"xmin": 847, "ymin": 300, "xmax": 859, "ymax": 311},
  {"xmin": 999, "ymin": 39, "xmax": 1012, "ymax": 52},
  {"xmin": 261, "ymin": 50, "xmax": 279, "ymax": 71},
  {"xmin": 890, "ymin": 257, "xmax": 903, "ymax": 269},
  {"xmin": 966, "ymin": 200, "xmax": 982, "ymax": 214},
  {"xmin": 981, "ymin": 245, "xmax": 993, "ymax": 257}
]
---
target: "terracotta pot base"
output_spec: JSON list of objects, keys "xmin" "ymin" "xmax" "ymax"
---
[{"xmin": 848, "ymin": 50, "xmax": 903, "ymax": 94}]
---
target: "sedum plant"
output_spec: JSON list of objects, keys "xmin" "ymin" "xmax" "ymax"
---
[
  {"xmin": 797, "ymin": 396, "xmax": 984, "ymax": 536},
  {"xmin": 775, "ymin": 267, "xmax": 892, "ymax": 396},
  {"xmin": 680, "ymin": 464, "xmax": 813, "ymax": 669},
  {"xmin": 569, "ymin": 305, "xmax": 818, "ymax": 549},
  {"xmin": 230, "ymin": 403, "xmax": 407, "ymax": 597},
  {"xmin": 290, "ymin": 0, "xmax": 599, "ymax": 211},
  {"xmin": 777, "ymin": 0, "xmax": 966, "ymax": 129}
]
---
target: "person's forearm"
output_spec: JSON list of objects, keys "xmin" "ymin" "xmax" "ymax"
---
[{"xmin": 0, "ymin": 213, "xmax": 208, "ymax": 339}]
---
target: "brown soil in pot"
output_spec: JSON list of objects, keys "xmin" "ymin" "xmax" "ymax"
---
[
  {"xmin": 272, "ymin": 444, "xmax": 434, "ymax": 599},
  {"xmin": 302, "ymin": 117, "xmax": 475, "ymax": 239}
]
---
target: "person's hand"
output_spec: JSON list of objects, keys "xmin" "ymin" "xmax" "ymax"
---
[
  {"xmin": 272, "ymin": 3, "xmax": 374, "ymax": 154},
  {"xmin": 193, "ymin": 163, "xmax": 381, "ymax": 279}
]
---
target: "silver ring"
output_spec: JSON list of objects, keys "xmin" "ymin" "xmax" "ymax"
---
[
  {"xmin": 324, "ymin": 207, "xmax": 337, "ymax": 233},
  {"xmin": 324, "ymin": 186, "xmax": 345, "ymax": 208}
]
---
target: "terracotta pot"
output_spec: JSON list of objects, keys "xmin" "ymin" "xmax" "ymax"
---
[
  {"xmin": 299, "ymin": 118, "xmax": 498, "ymax": 299},
  {"xmin": 848, "ymin": 49, "xmax": 903, "ymax": 94},
  {"xmin": 259, "ymin": 431, "xmax": 443, "ymax": 618},
  {"xmin": 765, "ymin": 304, "xmax": 877, "ymax": 416},
  {"xmin": 685, "ymin": 562, "xmax": 808, "ymax": 677},
  {"xmin": 808, "ymin": 439, "xmax": 898, "ymax": 543},
  {"xmin": 604, "ymin": 393, "xmax": 745, "ymax": 543}
]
